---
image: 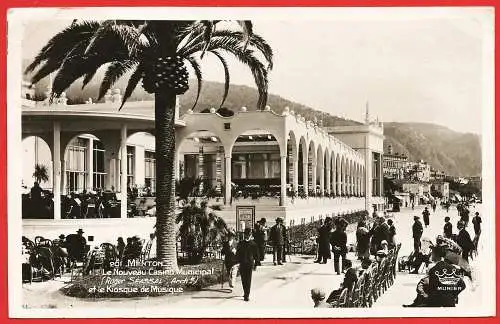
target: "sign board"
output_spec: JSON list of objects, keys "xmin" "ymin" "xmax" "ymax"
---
[{"xmin": 236, "ymin": 206, "xmax": 255, "ymax": 232}]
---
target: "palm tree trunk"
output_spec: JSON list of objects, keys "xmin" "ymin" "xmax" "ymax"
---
[{"xmin": 155, "ymin": 90, "xmax": 178, "ymax": 271}]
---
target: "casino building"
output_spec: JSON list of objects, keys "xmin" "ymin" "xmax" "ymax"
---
[{"xmin": 21, "ymin": 83, "xmax": 385, "ymax": 242}]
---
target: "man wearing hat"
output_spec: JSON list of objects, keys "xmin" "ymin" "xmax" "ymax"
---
[
  {"xmin": 252, "ymin": 221, "xmax": 266, "ymax": 266},
  {"xmin": 235, "ymin": 228, "xmax": 259, "ymax": 301},
  {"xmin": 311, "ymin": 288, "xmax": 332, "ymax": 308},
  {"xmin": 222, "ymin": 229, "xmax": 239, "ymax": 289},
  {"xmin": 456, "ymin": 221, "xmax": 474, "ymax": 262},
  {"xmin": 443, "ymin": 216, "xmax": 453, "ymax": 239},
  {"xmin": 422, "ymin": 207, "xmax": 430, "ymax": 228},
  {"xmin": 66, "ymin": 228, "xmax": 87, "ymax": 264},
  {"xmin": 330, "ymin": 219, "xmax": 348, "ymax": 275},
  {"xmin": 270, "ymin": 217, "xmax": 285, "ymax": 265},
  {"xmin": 412, "ymin": 216, "xmax": 424, "ymax": 254}
]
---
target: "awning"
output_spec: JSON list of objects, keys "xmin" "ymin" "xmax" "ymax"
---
[
  {"xmin": 421, "ymin": 196, "xmax": 430, "ymax": 202},
  {"xmin": 394, "ymin": 195, "xmax": 404, "ymax": 200}
]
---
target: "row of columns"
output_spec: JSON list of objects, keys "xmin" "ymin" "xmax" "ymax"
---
[{"xmin": 192, "ymin": 149, "xmax": 364, "ymax": 208}]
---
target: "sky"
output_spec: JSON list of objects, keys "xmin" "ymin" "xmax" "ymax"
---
[{"xmin": 20, "ymin": 8, "xmax": 492, "ymax": 134}]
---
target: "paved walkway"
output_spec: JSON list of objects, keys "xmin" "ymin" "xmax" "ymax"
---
[{"xmin": 22, "ymin": 205, "xmax": 488, "ymax": 315}]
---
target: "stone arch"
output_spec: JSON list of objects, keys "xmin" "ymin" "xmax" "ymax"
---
[
  {"xmin": 176, "ymin": 130, "xmax": 227, "ymax": 194},
  {"xmin": 324, "ymin": 148, "xmax": 330, "ymax": 195},
  {"xmin": 298, "ymin": 136, "xmax": 308, "ymax": 194},
  {"xmin": 307, "ymin": 140, "xmax": 316, "ymax": 194},
  {"xmin": 316, "ymin": 144, "xmax": 324, "ymax": 194},
  {"xmin": 22, "ymin": 136, "xmax": 52, "ymax": 190},
  {"xmin": 287, "ymin": 130, "xmax": 299, "ymax": 191}
]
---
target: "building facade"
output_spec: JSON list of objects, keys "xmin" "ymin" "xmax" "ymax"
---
[
  {"xmin": 382, "ymin": 145, "xmax": 408, "ymax": 180},
  {"xmin": 21, "ymin": 86, "xmax": 385, "ymax": 242}
]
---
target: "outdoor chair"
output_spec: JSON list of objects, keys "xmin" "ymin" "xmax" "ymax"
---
[
  {"xmin": 366, "ymin": 264, "xmax": 378, "ymax": 306},
  {"xmin": 349, "ymin": 274, "xmax": 364, "ymax": 307},
  {"xmin": 70, "ymin": 261, "xmax": 85, "ymax": 282},
  {"xmin": 330, "ymin": 288, "xmax": 349, "ymax": 308},
  {"xmin": 361, "ymin": 267, "xmax": 373, "ymax": 307}
]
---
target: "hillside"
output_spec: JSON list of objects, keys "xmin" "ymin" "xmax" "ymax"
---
[
  {"xmin": 384, "ymin": 122, "xmax": 481, "ymax": 177},
  {"xmin": 23, "ymin": 62, "xmax": 481, "ymax": 177}
]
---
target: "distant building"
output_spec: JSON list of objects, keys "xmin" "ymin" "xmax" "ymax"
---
[
  {"xmin": 402, "ymin": 181, "xmax": 432, "ymax": 205},
  {"xmin": 383, "ymin": 144, "xmax": 408, "ymax": 180},
  {"xmin": 467, "ymin": 176, "xmax": 482, "ymax": 189},
  {"xmin": 430, "ymin": 168, "xmax": 446, "ymax": 181},
  {"xmin": 430, "ymin": 181, "xmax": 450, "ymax": 202},
  {"xmin": 406, "ymin": 160, "xmax": 431, "ymax": 182}
]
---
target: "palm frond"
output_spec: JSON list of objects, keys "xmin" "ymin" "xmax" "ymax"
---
[
  {"xmin": 204, "ymin": 39, "xmax": 269, "ymax": 109},
  {"xmin": 212, "ymin": 30, "xmax": 273, "ymax": 70},
  {"xmin": 84, "ymin": 20, "xmax": 115, "ymax": 54},
  {"xmin": 236, "ymin": 20, "xmax": 253, "ymax": 49},
  {"xmin": 24, "ymin": 20, "xmax": 100, "ymax": 75},
  {"xmin": 119, "ymin": 64, "xmax": 144, "ymax": 110},
  {"xmin": 184, "ymin": 56, "xmax": 203, "ymax": 110},
  {"xmin": 199, "ymin": 20, "xmax": 214, "ymax": 59},
  {"xmin": 209, "ymin": 50, "xmax": 230, "ymax": 108},
  {"xmin": 81, "ymin": 67, "xmax": 99, "ymax": 89},
  {"xmin": 98, "ymin": 60, "xmax": 138, "ymax": 100}
]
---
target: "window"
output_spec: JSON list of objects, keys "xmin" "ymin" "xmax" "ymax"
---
[
  {"xmin": 93, "ymin": 140, "xmax": 106, "ymax": 190},
  {"xmin": 144, "ymin": 151, "xmax": 156, "ymax": 195},
  {"xmin": 65, "ymin": 137, "xmax": 87, "ymax": 193},
  {"xmin": 231, "ymin": 153, "xmax": 281, "ymax": 180},
  {"xmin": 127, "ymin": 146, "xmax": 135, "ymax": 186}
]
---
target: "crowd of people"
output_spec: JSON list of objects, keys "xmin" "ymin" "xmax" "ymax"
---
[
  {"xmin": 22, "ymin": 228, "xmax": 155, "ymax": 282},
  {"xmin": 22, "ymin": 182, "xmax": 157, "ymax": 220}
]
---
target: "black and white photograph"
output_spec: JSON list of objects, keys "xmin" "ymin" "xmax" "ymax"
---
[{"xmin": 7, "ymin": 7, "xmax": 495, "ymax": 318}]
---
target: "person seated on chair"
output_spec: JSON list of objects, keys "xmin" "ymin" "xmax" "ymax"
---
[
  {"xmin": 358, "ymin": 258, "xmax": 373, "ymax": 277},
  {"xmin": 403, "ymin": 276, "xmax": 430, "ymax": 307},
  {"xmin": 84, "ymin": 246, "xmax": 104, "ymax": 275},
  {"xmin": 425, "ymin": 244, "xmax": 466, "ymax": 307},
  {"xmin": 326, "ymin": 259, "xmax": 358, "ymax": 303},
  {"xmin": 311, "ymin": 288, "xmax": 333, "ymax": 308}
]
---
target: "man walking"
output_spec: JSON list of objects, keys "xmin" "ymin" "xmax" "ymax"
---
[
  {"xmin": 221, "ymin": 230, "xmax": 238, "ymax": 289},
  {"xmin": 456, "ymin": 220, "xmax": 474, "ymax": 262},
  {"xmin": 412, "ymin": 216, "xmax": 424, "ymax": 254},
  {"xmin": 443, "ymin": 216, "xmax": 453, "ymax": 239},
  {"xmin": 472, "ymin": 212, "xmax": 482, "ymax": 243},
  {"xmin": 422, "ymin": 207, "xmax": 430, "ymax": 228},
  {"xmin": 270, "ymin": 217, "xmax": 285, "ymax": 265},
  {"xmin": 330, "ymin": 218, "xmax": 348, "ymax": 275},
  {"xmin": 252, "ymin": 221, "xmax": 266, "ymax": 266},
  {"xmin": 316, "ymin": 217, "xmax": 332, "ymax": 264},
  {"xmin": 236, "ymin": 228, "xmax": 259, "ymax": 301}
]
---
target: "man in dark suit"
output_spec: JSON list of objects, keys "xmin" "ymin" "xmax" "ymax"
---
[
  {"xmin": 236, "ymin": 228, "xmax": 259, "ymax": 301},
  {"xmin": 270, "ymin": 217, "xmax": 285, "ymax": 265},
  {"xmin": 412, "ymin": 216, "xmax": 424, "ymax": 253},
  {"xmin": 330, "ymin": 219, "xmax": 348, "ymax": 274},
  {"xmin": 281, "ymin": 224, "xmax": 289, "ymax": 264},
  {"xmin": 252, "ymin": 221, "xmax": 266, "ymax": 266},
  {"xmin": 443, "ymin": 216, "xmax": 453, "ymax": 239},
  {"xmin": 373, "ymin": 216, "xmax": 390, "ymax": 252},
  {"xmin": 456, "ymin": 221, "xmax": 474, "ymax": 262},
  {"xmin": 316, "ymin": 217, "xmax": 332, "ymax": 264}
]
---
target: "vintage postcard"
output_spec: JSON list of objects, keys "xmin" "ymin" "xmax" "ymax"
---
[{"xmin": 7, "ymin": 6, "xmax": 495, "ymax": 318}]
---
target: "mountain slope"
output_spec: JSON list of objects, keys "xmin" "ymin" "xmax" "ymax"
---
[
  {"xmin": 384, "ymin": 122, "xmax": 481, "ymax": 177},
  {"xmin": 23, "ymin": 60, "xmax": 480, "ymax": 177}
]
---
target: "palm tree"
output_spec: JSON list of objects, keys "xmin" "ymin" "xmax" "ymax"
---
[
  {"xmin": 33, "ymin": 163, "xmax": 49, "ymax": 184},
  {"xmin": 25, "ymin": 20, "xmax": 273, "ymax": 271},
  {"xmin": 176, "ymin": 199, "xmax": 228, "ymax": 264}
]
